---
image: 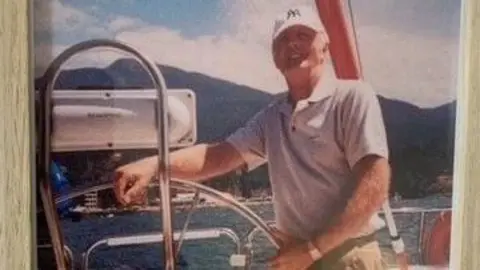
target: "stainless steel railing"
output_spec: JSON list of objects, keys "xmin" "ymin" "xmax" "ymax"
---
[
  {"xmin": 40, "ymin": 39, "xmax": 175, "ymax": 269},
  {"xmin": 81, "ymin": 228, "xmax": 242, "ymax": 270}
]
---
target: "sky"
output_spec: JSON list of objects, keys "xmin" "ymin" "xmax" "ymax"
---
[{"xmin": 34, "ymin": 0, "xmax": 462, "ymax": 108}]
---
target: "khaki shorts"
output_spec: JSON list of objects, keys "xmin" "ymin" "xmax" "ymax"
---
[{"xmin": 308, "ymin": 234, "xmax": 387, "ymax": 270}]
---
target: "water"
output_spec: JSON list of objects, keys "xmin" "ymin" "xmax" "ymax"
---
[{"xmin": 61, "ymin": 195, "xmax": 451, "ymax": 269}]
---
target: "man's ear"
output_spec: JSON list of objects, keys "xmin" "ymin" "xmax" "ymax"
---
[
  {"xmin": 319, "ymin": 43, "xmax": 330, "ymax": 63},
  {"xmin": 322, "ymin": 43, "xmax": 329, "ymax": 54}
]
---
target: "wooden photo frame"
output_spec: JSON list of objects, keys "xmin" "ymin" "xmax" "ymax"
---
[{"xmin": 1, "ymin": 0, "xmax": 479, "ymax": 269}]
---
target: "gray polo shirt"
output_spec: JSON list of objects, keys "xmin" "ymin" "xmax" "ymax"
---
[{"xmin": 226, "ymin": 73, "xmax": 389, "ymax": 241}]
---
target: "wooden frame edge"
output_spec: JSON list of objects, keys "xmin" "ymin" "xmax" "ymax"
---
[
  {"xmin": 0, "ymin": 0, "xmax": 478, "ymax": 269},
  {"xmin": 450, "ymin": 0, "xmax": 480, "ymax": 269},
  {"xmin": 0, "ymin": 0, "xmax": 35, "ymax": 269}
]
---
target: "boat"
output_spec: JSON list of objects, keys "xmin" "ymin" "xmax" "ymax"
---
[{"xmin": 35, "ymin": 0, "xmax": 453, "ymax": 269}]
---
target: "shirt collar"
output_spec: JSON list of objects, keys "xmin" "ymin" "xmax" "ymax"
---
[{"xmin": 279, "ymin": 69, "xmax": 338, "ymax": 115}]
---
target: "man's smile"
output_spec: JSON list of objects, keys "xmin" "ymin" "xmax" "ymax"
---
[{"xmin": 286, "ymin": 52, "xmax": 306, "ymax": 68}]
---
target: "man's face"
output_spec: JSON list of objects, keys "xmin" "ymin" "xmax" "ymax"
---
[{"xmin": 272, "ymin": 25, "xmax": 327, "ymax": 77}]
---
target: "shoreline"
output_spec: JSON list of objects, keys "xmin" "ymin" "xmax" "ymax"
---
[
  {"xmin": 70, "ymin": 195, "xmax": 452, "ymax": 217},
  {"xmin": 71, "ymin": 198, "xmax": 274, "ymax": 215}
]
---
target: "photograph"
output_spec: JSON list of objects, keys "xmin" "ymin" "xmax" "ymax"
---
[{"xmin": 33, "ymin": 0, "xmax": 461, "ymax": 269}]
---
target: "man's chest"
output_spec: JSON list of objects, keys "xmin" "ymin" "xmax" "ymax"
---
[{"xmin": 266, "ymin": 104, "xmax": 347, "ymax": 165}]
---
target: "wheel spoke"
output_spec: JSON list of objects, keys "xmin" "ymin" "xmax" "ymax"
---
[{"xmin": 175, "ymin": 191, "xmax": 201, "ymax": 258}]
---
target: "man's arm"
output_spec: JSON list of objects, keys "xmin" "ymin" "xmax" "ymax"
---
[
  {"xmin": 121, "ymin": 141, "xmax": 246, "ymax": 182},
  {"xmin": 115, "ymin": 105, "xmax": 268, "ymax": 205},
  {"xmin": 114, "ymin": 141, "xmax": 246, "ymax": 205},
  {"xmin": 133, "ymin": 102, "xmax": 269, "ymax": 183},
  {"xmin": 311, "ymin": 83, "xmax": 390, "ymax": 254},
  {"xmin": 169, "ymin": 141, "xmax": 247, "ymax": 182},
  {"xmin": 311, "ymin": 154, "xmax": 390, "ymax": 255}
]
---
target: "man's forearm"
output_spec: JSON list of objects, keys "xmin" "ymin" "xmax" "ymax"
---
[
  {"xmin": 144, "ymin": 142, "xmax": 245, "ymax": 182},
  {"xmin": 312, "ymin": 155, "xmax": 390, "ymax": 255}
]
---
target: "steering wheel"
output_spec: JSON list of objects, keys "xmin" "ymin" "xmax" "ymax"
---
[{"xmin": 54, "ymin": 178, "xmax": 281, "ymax": 269}]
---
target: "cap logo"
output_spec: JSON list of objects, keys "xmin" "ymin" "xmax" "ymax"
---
[{"xmin": 286, "ymin": 9, "xmax": 301, "ymax": 19}]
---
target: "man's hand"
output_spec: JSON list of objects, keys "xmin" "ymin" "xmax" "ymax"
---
[
  {"xmin": 113, "ymin": 156, "xmax": 157, "ymax": 206},
  {"xmin": 111, "ymin": 142, "xmax": 246, "ymax": 207},
  {"xmin": 268, "ymin": 241, "xmax": 315, "ymax": 270},
  {"xmin": 268, "ymin": 226, "xmax": 314, "ymax": 270},
  {"xmin": 270, "ymin": 226, "xmax": 301, "ymax": 250}
]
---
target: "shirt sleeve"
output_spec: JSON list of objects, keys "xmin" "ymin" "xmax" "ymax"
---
[
  {"xmin": 226, "ymin": 108, "xmax": 268, "ymax": 171},
  {"xmin": 341, "ymin": 82, "xmax": 389, "ymax": 169}
]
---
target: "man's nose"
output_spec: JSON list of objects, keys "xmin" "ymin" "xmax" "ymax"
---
[{"xmin": 287, "ymin": 40, "xmax": 301, "ymax": 50}]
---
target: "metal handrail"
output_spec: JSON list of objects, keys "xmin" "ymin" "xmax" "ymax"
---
[
  {"xmin": 81, "ymin": 228, "xmax": 241, "ymax": 270},
  {"xmin": 40, "ymin": 39, "xmax": 175, "ymax": 269}
]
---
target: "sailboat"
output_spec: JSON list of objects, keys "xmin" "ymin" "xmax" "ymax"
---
[{"xmin": 35, "ymin": 0, "xmax": 452, "ymax": 269}]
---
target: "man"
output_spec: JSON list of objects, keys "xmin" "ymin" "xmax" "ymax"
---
[{"xmin": 113, "ymin": 5, "xmax": 390, "ymax": 270}]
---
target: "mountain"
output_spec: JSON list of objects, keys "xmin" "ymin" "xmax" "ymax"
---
[
  {"xmin": 378, "ymin": 97, "xmax": 456, "ymax": 198},
  {"xmin": 35, "ymin": 58, "xmax": 456, "ymax": 198}
]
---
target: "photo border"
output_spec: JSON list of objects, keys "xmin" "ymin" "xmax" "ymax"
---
[{"xmin": 0, "ymin": 0, "xmax": 478, "ymax": 269}]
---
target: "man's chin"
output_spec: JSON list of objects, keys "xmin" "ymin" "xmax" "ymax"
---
[{"xmin": 283, "ymin": 66, "xmax": 308, "ymax": 78}]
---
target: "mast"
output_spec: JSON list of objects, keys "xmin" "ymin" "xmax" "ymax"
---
[{"xmin": 314, "ymin": 0, "xmax": 362, "ymax": 80}]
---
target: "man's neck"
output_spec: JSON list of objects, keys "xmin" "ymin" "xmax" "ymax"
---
[{"xmin": 286, "ymin": 69, "xmax": 322, "ymax": 104}]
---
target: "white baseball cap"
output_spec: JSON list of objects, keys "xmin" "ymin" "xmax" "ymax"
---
[{"xmin": 272, "ymin": 5, "xmax": 328, "ymax": 43}]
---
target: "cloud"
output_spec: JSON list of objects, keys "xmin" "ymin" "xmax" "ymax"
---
[
  {"xmin": 348, "ymin": 0, "xmax": 461, "ymax": 39},
  {"xmin": 34, "ymin": 42, "xmax": 126, "ymax": 78},
  {"xmin": 114, "ymin": 25, "xmax": 287, "ymax": 92},
  {"xmin": 108, "ymin": 1, "xmax": 319, "ymax": 93},
  {"xmin": 34, "ymin": 43, "xmax": 67, "ymax": 76},
  {"xmin": 35, "ymin": 0, "xmax": 460, "ymax": 107},
  {"xmin": 225, "ymin": 0, "xmax": 315, "ymax": 46},
  {"xmin": 355, "ymin": 25, "xmax": 459, "ymax": 107},
  {"xmin": 224, "ymin": 0, "xmax": 459, "ymax": 107},
  {"xmin": 36, "ymin": 13, "xmax": 290, "ymax": 92},
  {"xmin": 108, "ymin": 16, "xmax": 146, "ymax": 33},
  {"xmin": 35, "ymin": 0, "xmax": 318, "ymax": 92},
  {"xmin": 34, "ymin": 0, "xmax": 98, "ymax": 33},
  {"xmin": 113, "ymin": 0, "xmax": 459, "ymax": 107},
  {"xmin": 33, "ymin": 3, "xmax": 146, "ymax": 77}
]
